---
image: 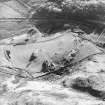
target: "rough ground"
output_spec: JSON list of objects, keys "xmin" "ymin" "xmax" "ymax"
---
[{"xmin": 1, "ymin": 0, "xmax": 105, "ymax": 105}]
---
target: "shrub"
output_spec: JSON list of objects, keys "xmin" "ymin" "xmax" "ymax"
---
[{"xmin": 29, "ymin": 0, "xmax": 105, "ymax": 34}]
